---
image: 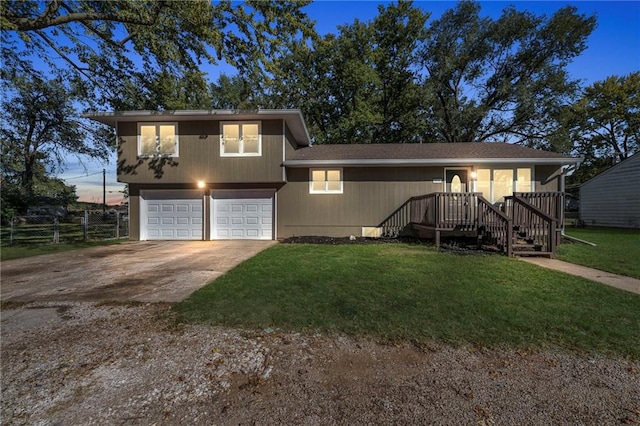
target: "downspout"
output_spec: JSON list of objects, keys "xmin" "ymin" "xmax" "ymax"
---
[{"xmin": 559, "ymin": 162, "xmax": 597, "ymax": 246}]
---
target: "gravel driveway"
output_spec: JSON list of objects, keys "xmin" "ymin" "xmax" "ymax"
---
[
  {"xmin": 2, "ymin": 243, "xmax": 639, "ymax": 424},
  {"xmin": 1, "ymin": 302, "xmax": 639, "ymax": 425}
]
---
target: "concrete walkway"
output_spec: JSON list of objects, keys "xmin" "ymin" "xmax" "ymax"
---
[{"xmin": 521, "ymin": 257, "xmax": 640, "ymax": 295}]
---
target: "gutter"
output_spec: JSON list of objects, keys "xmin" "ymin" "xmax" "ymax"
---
[{"xmin": 283, "ymin": 157, "xmax": 583, "ymax": 167}]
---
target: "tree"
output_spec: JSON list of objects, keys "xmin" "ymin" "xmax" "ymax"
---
[
  {"xmin": 1, "ymin": 0, "xmax": 315, "ymax": 109},
  {"xmin": 113, "ymin": 69, "xmax": 214, "ymax": 111},
  {"xmin": 419, "ymin": 1, "xmax": 596, "ymax": 143},
  {"xmin": 0, "ymin": 73, "xmax": 111, "ymax": 214},
  {"xmin": 563, "ymin": 72, "xmax": 640, "ymax": 184},
  {"xmin": 210, "ymin": 74, "xmax": 263, "ymax": 110},
  {"xmin": 270, "ymin": 1, "xmax": 429, "ymax": 144}
]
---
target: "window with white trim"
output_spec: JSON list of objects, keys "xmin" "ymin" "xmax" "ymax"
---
[
  {"xmin": 475, "ymin": 167, "xmax": 533, "ymax": 203},
  {"xmin": 220, "ymin": 122, "xmax": 261, "ymax": 156},
  {"xmin": 310, "ymin": 169, "xmax": 343, "ymax": 194},
  {"xmin": 138, "ymin": 123, "xmax": 178, "ymax": 157}
]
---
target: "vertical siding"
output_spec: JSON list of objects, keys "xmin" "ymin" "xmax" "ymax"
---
[
  {"xmin": 277, "ymin": 167, "xmax": 443, "ymax": 237},
  {"xmin": 277, "ymin": 163, "xmax": 563, "ymax": 238},
  {"xmin": 580, "ymin": 154, "xmax": 640, "ymax": 228},
  {"xmin": 128, "ymin": 184, "xmax": 141, "ymax": 240},
  {"xmin": 535, "ymin": 165, "xmax": 560, "ymax": 192},
  {"xmin": 117, "ymin": 120, "xmax": 284, "ymax": 184}
]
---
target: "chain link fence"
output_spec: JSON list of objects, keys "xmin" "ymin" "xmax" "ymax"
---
[{"xmin": 1, "ymin": 211, "xmax": 129, "ymax": 246}]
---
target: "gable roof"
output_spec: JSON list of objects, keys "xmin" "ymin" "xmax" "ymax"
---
[
  {"xmin": 284, "ymin": 142, "xmax": 581, "ymax": 167},
  {"xmin": 84, "ymin": 109, "xmax": 311, "ymax": 146}
]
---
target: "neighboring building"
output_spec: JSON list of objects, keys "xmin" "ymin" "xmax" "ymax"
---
[
  {"xmin": 580, "ymin": 153, "xmax": 640, "ymax": 228},
  {"xmin": 86, "ymin": 109, "xmax": 581, "ymax": 255}
]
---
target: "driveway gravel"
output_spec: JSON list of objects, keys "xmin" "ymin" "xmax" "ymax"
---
[{"xmin": 2, "ymin": 302, "xmax": 639, "ymax": 425}]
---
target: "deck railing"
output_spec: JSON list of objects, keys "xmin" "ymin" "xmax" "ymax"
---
[
  {"xmin": 505, "ymin": 195, "xmax": 557, "ymax": 254},
  {"xmin": 378, "ymin": 198, "xmax": 413, "ymax": 237},
  {"xmin": 477, "ymin": 195, "xmax": 512, "ymax": 256},
  {"xmin": 379, "ymin": 191, "xmax": 564, "ymax": 256},
  {"xmin": 410, "ymin": 192, "xmax": 478, "ymax": 230},
  {"xmin": 513, "ymin": 192, "xmax": 564, "ymax": 228}
]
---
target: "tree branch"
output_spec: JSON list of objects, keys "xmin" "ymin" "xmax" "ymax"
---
[{"xmin": 5, "ymin": 2, "xmax": 165, "ymax": 32}]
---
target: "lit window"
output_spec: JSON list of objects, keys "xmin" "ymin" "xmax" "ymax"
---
[
  {"xmin": 476, "ymin": 169, "xmax": 491, "ymax": 200},
  {"xmin": 517, "ymin": 168, "xmax": 532, "ymax": 192},
  {"xmin": 220, "ymin": 122, "xmax": 261, "ymax": 156},
  {"xmin": 138, "ymin": 123, "xmax": 178, "ymax": 157},
  {"xmin": 310, "ymin": 169, "xmax": 343, "ymax": 194},
  {"xmin": 474, "ymin": 167, "xmax": 533, "ymax": 202}
]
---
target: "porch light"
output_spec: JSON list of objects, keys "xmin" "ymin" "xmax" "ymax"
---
[
  {"xmin": 197, "ymin": 181, "xmax": 206, "ymax": 189},
  {"xmin": 470, "ymin": 171, "xmax": 477, "ymax": 180}
]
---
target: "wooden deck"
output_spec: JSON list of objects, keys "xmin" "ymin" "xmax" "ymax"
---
[{"xmin": 380, "ymin": 192, "xmax": 565, "ymax": 257}]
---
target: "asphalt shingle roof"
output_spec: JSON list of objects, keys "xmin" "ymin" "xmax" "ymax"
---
[{"xmin": 287, "ymin": 142, "xmax": 575, "ymax": 161}]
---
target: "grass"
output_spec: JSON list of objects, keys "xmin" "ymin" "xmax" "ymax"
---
[
  {"xmin": 174, "ymin": 243, "xmax": 640, "ymax": 359},
  {"xmin": 557, "ymin": 227, "xmax": 640, "ymax": 279},
  {"xmin": 0, "ymin": 240, "xmax": 124, "ymax": 261}
]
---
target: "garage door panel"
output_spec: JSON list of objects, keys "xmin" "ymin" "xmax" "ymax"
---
[
  {"xmin": 142, "ymin": 191, "xmax": 203, "ymax": 240},
  {"xmin": 212, "ymin": 194, "xmax": 273, "ymax": 240}
]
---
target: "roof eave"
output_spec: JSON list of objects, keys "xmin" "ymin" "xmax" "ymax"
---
[
  {"xmin": 83, "ymin": 109, "xmax": 311, "ymax": 146},
  {"xmin": 283, "ymin": 157, "xmax": 583, "ymax": 167}
]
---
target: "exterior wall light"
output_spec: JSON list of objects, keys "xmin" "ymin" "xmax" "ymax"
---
[{"xmin": 197, "ymin": 181, "xmax": 206, "ymax": 189}]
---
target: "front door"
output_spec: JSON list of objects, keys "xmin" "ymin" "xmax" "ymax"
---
[
  {"xmin": 445, "ymin": 169, "xmax": 468, "ymax": 192},
  {"xmin": 443, "ymin": 169, "xmax": 472, "ymax": 226}
]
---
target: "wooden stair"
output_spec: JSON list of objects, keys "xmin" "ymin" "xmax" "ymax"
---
[{"xmin": 509, "ymin": 227, "xmax": 553, "ymax": 258}]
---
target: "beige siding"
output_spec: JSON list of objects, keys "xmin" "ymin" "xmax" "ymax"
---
[
  {"xmin": 277, "ymin": 163, "xmax": 564, "ymax": 238},
  {"xmin": 128, "ymin": 185, "xmax": 141, "ymax": 240},
  {"xmin": 117, "ymin": 120, "xmax": 284, "ymax": 184},
  {"xmin": 535, "ymin": 165, "xmax": 561, "ymax": 192},
  {"xmin": 580, "ymin": 154, "xmax": 640, "ymax": 228},
  {"xmin": 277, "ymin": 167, "xmax": 443, "ymax": 237}
]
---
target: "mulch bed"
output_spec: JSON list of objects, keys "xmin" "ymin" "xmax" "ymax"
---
[
  {"xmin": 280, "ymin": 235, "xmax": 428, "ymax": 245},
  {"xmin": 280, "ymin": 235, "xmax": 490, "ymax": 255}
]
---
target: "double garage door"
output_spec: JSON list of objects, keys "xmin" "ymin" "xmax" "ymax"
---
[{"xmin": 141, "ymin": 190, "xmax": 273, "ymax": 240}]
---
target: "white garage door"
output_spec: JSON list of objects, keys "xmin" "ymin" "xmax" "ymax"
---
[
  {"xmin": 211, "ymin": 192, "xmax": 273, "ymax": 240},
  {"xmin": 142, "ymin": 190, "xmax": 203, "ymax": 240}
]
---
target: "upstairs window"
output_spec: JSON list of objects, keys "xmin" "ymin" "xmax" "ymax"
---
[
  {"xmin": 310, "ymin": 169, "xmax": 343, "ymax": 194},
  {"xmin": 138, "ymin": 123, "xmax": 178, "ymax": 157},
  {"xmin": 220, "ymin": 122, "xmax": 261, "ymax": 156}
]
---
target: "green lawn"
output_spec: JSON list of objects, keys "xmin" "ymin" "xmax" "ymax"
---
[
  {"xmin": 174, "ymin": 243, "xmax": 640, "ymax": 359},
  {"xmin": 0, "ymin": 240, "xmax": 124, "ymax": 261},
  {"xmin": 557, "ymin": 227, "xmax": 640, "ymax": 279}
]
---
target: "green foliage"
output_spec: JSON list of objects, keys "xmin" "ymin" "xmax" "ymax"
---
[
  {"xmin": 265, "ymin": 1, "xmax": 595, "ymax": 145},
  {"xmin": 210, "ymin": 74, "xmax": 262, "ymax": 110},
  {"xmin": 271, "ymin": 1, "xmax": 429, "ymax": 144},
  {"xmin": 420, "ymin": 1, "xmax": 595, "ymax": 144},
  {"xmin": 0, "ymin": 73, "xmax": 108, "ymax": 215},
  {"xmin": 563, "ymin": 72, "xmax": 640, "ymax": 184},
  {"xmin": 1, "ymin": 0, "xmax": 314, "ymax": 109},
  {"xmin": 175, "ymin": 244, "xmax": 640, "ymax": 359}
]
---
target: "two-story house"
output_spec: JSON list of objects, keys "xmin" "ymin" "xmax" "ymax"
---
[{"xmin": 87, "ymin": 109, "xmax": 581, "ymax": 256}]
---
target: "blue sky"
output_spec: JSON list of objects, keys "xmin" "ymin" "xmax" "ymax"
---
[{"xmin": 59, "ymin": 0, "xmax": 640, "ymax": 204}]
